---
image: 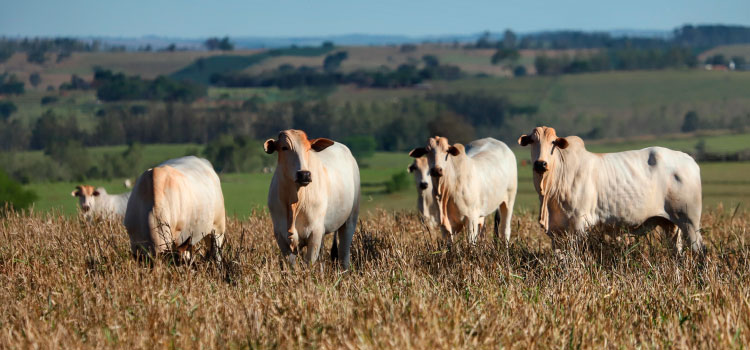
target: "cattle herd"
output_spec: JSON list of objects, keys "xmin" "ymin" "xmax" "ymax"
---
[{"xmin": 71, "ymin": 126, "xmax": 706, "ymax": 268}]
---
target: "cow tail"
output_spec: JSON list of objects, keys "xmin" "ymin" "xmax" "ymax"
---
[{"xmin": 330, "ymin": 234, "xmax": 338, "ymax": 261}]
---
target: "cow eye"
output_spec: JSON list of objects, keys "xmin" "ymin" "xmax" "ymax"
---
[{"xmin": 281, "ymin": 146, "xmax": 289, "ymax": 151}]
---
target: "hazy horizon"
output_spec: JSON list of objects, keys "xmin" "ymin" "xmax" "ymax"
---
[{"xmin": 2, "ymin": 0, "xmax": 749, "ymax": 38}]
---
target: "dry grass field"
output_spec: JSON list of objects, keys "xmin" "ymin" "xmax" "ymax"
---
[{"xmin": 1, "ymin": 207, "xmax": 749, "ymax": 349}]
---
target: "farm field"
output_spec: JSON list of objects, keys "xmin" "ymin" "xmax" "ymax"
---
[
  {"xmin": 1, "ymin": 205, "xmax": 748, "ymax": 348},
  {"xmin": 23, "ymin": 131, "xmax": 750, "ymax": 218}
]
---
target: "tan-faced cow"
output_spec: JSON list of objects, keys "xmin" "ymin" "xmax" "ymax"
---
[
  {"xmin": 265, "ymin": 130, "xmax": 360, "ymax": 269},
  {"xmin": 408, "ymin": 157, "xmax": 439, "ymax": 230},
  {"xmin": 71, "ymin": 185, "xmax": 131, "ymax": 221},
  {"xmin": 410, "ymin": 137, "xmax": 517, "ymax": 244},
  {"xmin": 123, "ymin": 156, "xmax": 226, "ymax": 262},
  {"xmin": 518, "ymin": 126, "xmax": 704, "ymax": 254}
]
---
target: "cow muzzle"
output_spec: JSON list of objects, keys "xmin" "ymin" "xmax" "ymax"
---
[
  {"xmin": 419, "ymin": 181, "xmax": 428, "ymax": 190},
  {"xmin": 430, "ymin": 167, "xmax": 443, "ymax": 177},
  {"xmin": 81, "ymin": 204, "xmax": 91, "ymax": 212},
  {"xmin": 533, "ymin": 160, "xmax": 548, "ymax": 174},
  {"xmin": 295, "ymin": 170, "xmax": 312, "ymax": 186}
]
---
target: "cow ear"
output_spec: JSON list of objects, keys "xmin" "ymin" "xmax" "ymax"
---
[
  {"xmin": 71, "ymin": 190, "xmax": 80, "ymax": 197},
  {"xmin": 409, "ymin": 148, "xmax": 427, "ymax": 158},
  {"xmin": 518, "ymin": 135, "xmax": 533, "ymax": 146},
  {"xmin": 553, "ymin": 137, "xmax": 569, "ymax": 149},
  {"xmin": 93, "ymin": 190, "xmax": 100, "ymax": 197},
  {"xmin": 310, "ymin": 138, "xmax": 335, "ymax": 152},
  {"xmin": 448, "ymin": 144, "xmax": 463, "ymax": 156},
  {"xmin": 263, "ymin": 139, "xmax": 277, "ymax": 154}
]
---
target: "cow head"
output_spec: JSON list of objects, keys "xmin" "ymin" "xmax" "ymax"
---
[
  {"xmin": 264, "ymin": 129, "xmax": 334, "ymax": 187},
  {"xmin": 408, "ymin": 157, "xmax": 431, "ymax": 192},
  {"xmin": 518, "ymin": 126, "xmax": 569, "ymax": 175},
  {"xmin": 71, "ymin": 185, "xmax": 103, "ymax": 214},
  {"xmin": 409, "ymin": 136, "xmax": 463, "ymax": 179}
]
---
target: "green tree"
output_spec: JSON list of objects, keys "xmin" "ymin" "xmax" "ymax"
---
[
  {"xmin": 0, "ymin": 168, "xmax": 37, "ymax": 212},
  {"xmin": 205, "ymin": 36, "xmax": 234, "ymax": 51},
  {"xmin": 342, "ymin": 135, "xmax": 376, "ymax": 161},
  {"xmin": 44, "ymin": 140, "xmax": 92, "ymax": 181},
  {"xmin": 731, "ymin": 56, "xmax": 746, "ymax": 68},
  {"xmin": 26, "ymin": 48, "xmax": 46, "ymax": 64},
  {"xmin": 203, "ymin": 135, "xmax": 270, "ymax": 173},
  {"xmin": 385, "ymin": 171, "xmax": 411, "ymax": 193},
  {"xmin": 682, "ymin": 111, "xmax": 700, "ymax": 132},
  {"xmin": 422, "ymin": 55, "xmax": 439, "ymax": 68},
  {"xmin": 475, "ymin": 31, "xmax": 493, "ymax": 48},
  {"xmin": 427, "ymin": 112, "xmax": 475, "ymax": 144},
  {"xmin": 0, "ymin": 101, "xmax": 17, "ymax": 121},
  {"xmin": 502, "ymin": 29, "xmax": 517, "ymax": 49},
  {"xmin": 491, "ymin": 48, "xmax": 520, "ymax": 65},
  {"xmin": 29, "ymin": 72, "xmax": 42, "ymax": 87},
  {"xmin": 323, "ymin": 51, "xmax": 349, "ymax": 72},
  {"xmin": 0, "ymin": 74, "xmax": 25, "ymax": 95},
  {"xmin": 513, "ymin": 65, "xmax": 527, "ymax": 77}
]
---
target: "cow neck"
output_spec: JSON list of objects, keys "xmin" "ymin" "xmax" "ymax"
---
[
  {"xmin": 435, "ymin": 154, "xmax": 467, "ymax": 230},
  {"xmin": 419, "ymin": 189, "xmax": 432, "ymax": 218},
  {"xmin": 281, "ymin": 152, "xmax": 327, "ymax": 237},
  {"xmin": 537, "ymin": 146, "xmax": 586, "ymax": 231}
]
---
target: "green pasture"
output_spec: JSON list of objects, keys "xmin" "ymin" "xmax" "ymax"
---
[{"xmin": 23, "ymin": 136, "xmax": 750, "ymax": 218}]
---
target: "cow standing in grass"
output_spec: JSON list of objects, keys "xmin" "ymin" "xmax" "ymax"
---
[
  {"xmin": 408, "ymin": 157, "xmax": 439, "ymax": 230},
  {"xmin": 71, "ymin": 185, "xmax": 131, "ymax": 221},
  {"xmin": 124, "ymin": 156, "xmax": 226, "ymax": 262},
  {"xmin": 410, "ymin": 136, "xmax": 518, "ymax": 244},
  {"xmin": 518, "ymin": 126, "xmax": 704, "ymax": 255},
  {"xmin": 265, "ymin": 130, "xmax": 360, "ymax": 270}
]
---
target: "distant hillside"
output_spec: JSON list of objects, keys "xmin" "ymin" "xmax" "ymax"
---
[{"xmin": 169, "ymin": 46, "xmax": 335, "ymax": 84}]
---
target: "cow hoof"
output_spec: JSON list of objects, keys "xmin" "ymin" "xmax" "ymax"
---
[{"xmin": 288, "ymin": 234, "xmax": 299, "ymax": 253}]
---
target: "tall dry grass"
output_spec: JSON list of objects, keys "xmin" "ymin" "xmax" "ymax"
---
[{"xmin": 1, "ymin": 207, "xmax": 749, "ymax": 349}]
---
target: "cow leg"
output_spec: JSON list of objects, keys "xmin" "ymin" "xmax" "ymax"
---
[
  {"xmin": 467, "ymin": 217, "xmax": 480, "ymax": 245},
  {"xmin": 662, "ymin": 222, "xmax": 682, "ymax": 255},
  {"xmin": 208, "ymin": 215, "xmax": 227, "ymax": 264},
  {"xmin": 274, "ymin": 229, "xmax": 296, "ymax": 267},
  {"xmin": 676, "ymin": 219, "xmax": 704, "ymax": 256},
  {"xmin": 337, "ymin": 213, "xmax": 357, "ymax": 270},
  {"xmin": 209, "ymin": 230, "xmax": 225, "ymax": 264},
  {"xmin": 304, "ymin": 229, "xmax": 324, "ymax": 265},
  {"xmin": 329, "ymin": 234, "xmax": 338, "ymax": 262},
  {"xmin": 477, "ymin": 219, "xmax": 484, "ymax": 241},
  {"xmin": 440, "ymin": 226, "xmax": 453, "ymax": 246},
  {"xmin": 499, "ymin": 201, "xmax": 513, "ymax": 242}
]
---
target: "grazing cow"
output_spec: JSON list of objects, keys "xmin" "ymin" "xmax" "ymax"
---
[
  {"xmin": 518, "ymin": 126, "xmax": 704, "ymax": 254},
  {"xmin": 71, "ymin": 185, "xmax": 131, "ymax": 220},
  {"xmin": 123, "ymin": 156, "xmax": 226, "ymax": 262},
  {"xmin": 408, "ymin": 157, "xmax": 439, "ymax": 230},
  {"xmin": 409, "ymin": 137, "xmax": 517, "ymax": 244},
  {"xmin": 265, "ymin": 130, "xmax": 360, "ymax": 269}
]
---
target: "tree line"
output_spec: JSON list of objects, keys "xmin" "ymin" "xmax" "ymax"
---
[
  {"xmin": 0, "ymin": 92, "xmax": 537, "ymax": 182},
  {"xmin": 534, "ymin": 47, "xmax": 698, "ymax": 75},
  {"xmin": 211, "ymin": 54, "xmax": 462, "ymax": 89},
  {"xmin": 470, "ymin": 25, "xmax": 750, "ymax": 51},
  {"xmin": 0, "ymin": 37, "xmax": 100, "ymax": 64},
  {"xmin": 92, "ymin": 69, "xmax": 206, "ymax": 102}
]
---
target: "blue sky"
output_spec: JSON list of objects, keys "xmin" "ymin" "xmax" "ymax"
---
[{"xmin": 2, "ymin": 0, "xmax": 749, "ymax": 37}]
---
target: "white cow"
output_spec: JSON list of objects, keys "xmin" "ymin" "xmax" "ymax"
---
[
  {"xmin": 265, "ymin": 129, "xmax": 360, "ymax": 269},
  {"xmin": 409, "ymin": 137, "xmax": 517, "ymax": 244},
  {"xmin": 71, "ymin": 185, "xmax": 131, "ymax": 221},
  {"xmin": 518, "ymin": 126, "xmax": 704, "ymax": 254},
  {"xmin": 408, "ymin": 157, "xmax": 439, "ymax": 230},
  {"xmin": 123, "ymin": 156, "xmax": 226, "ymax": 262}
]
